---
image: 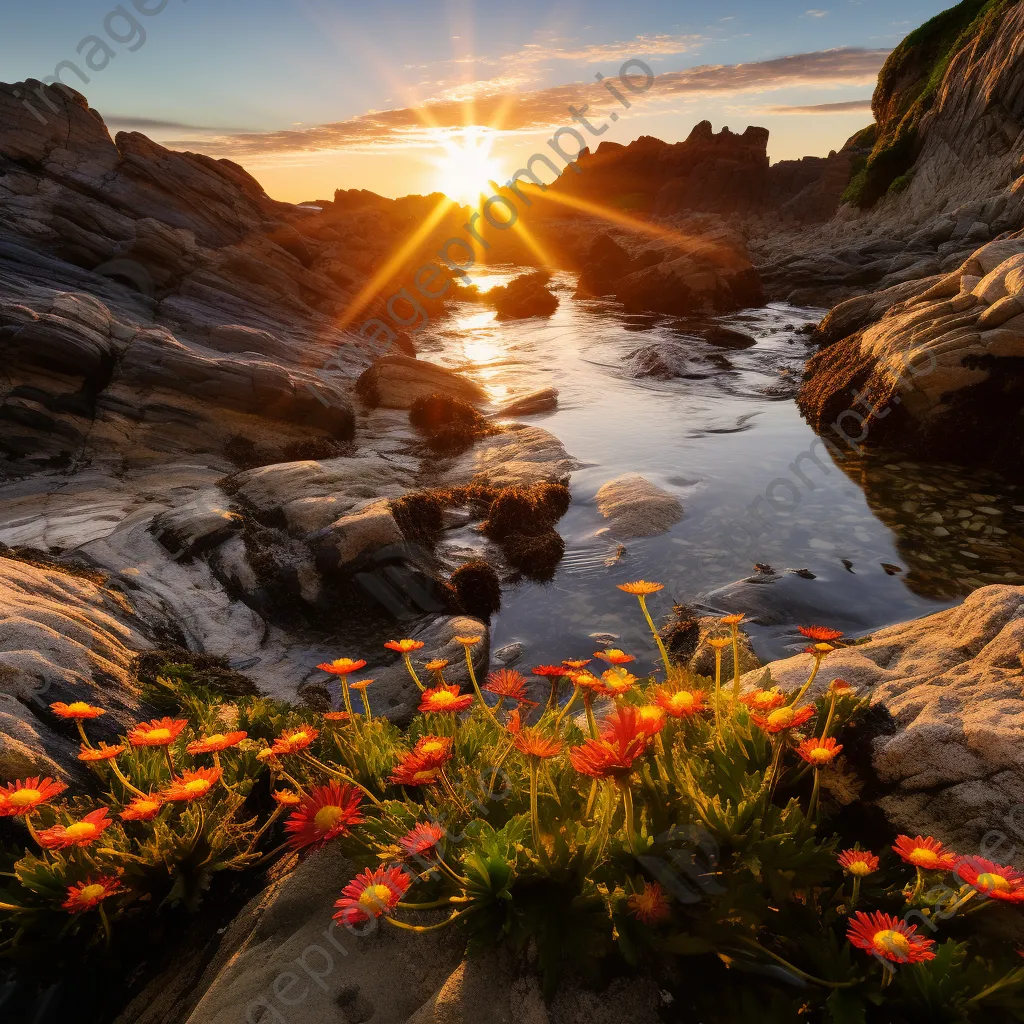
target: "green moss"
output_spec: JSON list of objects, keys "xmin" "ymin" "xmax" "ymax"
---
[{"xmin": 888, "ymin": 170, "xmax": 916, "ymax": 195}]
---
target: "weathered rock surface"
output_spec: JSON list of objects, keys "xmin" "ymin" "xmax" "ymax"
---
[
  {"xmin": 494, "ymin": 388, "xmax": 559, "ymax": 418},
  {"xmin": 741, "ymin": 584, "xmax": 1024, "ymax": 852},
  {"xmin": 355, "ymin": 356, "xmax": 487, "ymax": 410},
  {"xmin": 595, "ymin": 475, "xmax": 683, "ymax": 538}
]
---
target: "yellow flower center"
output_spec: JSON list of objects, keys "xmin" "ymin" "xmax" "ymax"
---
[
  {"xmin": 8, "ymin": 789, "xmax": 41, "ymax": 807},
  {"xmin": 908, "ymin": 848, "xmax": 940, "ymax": 869},
  {"xmin": 136, "ymin": 801, "xmax": 160, "ymax": 814},
  {"xmin": 807, "ymin": 747, "xmax": 833, "ymax": 764},
  {"xmin": 184, "ymin": 780, "xmax": 211, "ymax": 795},
  {"xmin": 358, "ymin": 884, "xmax": 394, "ymax": 911},
  {"xmin": 204, "ymin": 734, "xmax": 226, "ymax": 745},
  {"xmin": 290, "ymin": 731, "xmax": 309, "ymax": 743},
  {"xmin": 419, "ymin": 740, "xmax": 446, "ymax": 755},
  {"xmin": 872, "ymin": 929, "xmax": 911, "ymax": 958},
  {"xmin": 65, "ymin": 822, "xmax": 98, "ymax": 840},
  {"xmin": 848, "ymin": 860, "xmax": 873, "ymax": 877},
  {"xmin": 670, "ymin": 692, "xmax": 695, "ymax": 710},
  {"xmin": 766, "ymin": 708, "xmax": 794, "ymax": 729},
  {"xmin": 754, "ymin": 691, "xmax": 779, "ymax": 707},
  {"xmin": 429, "ymin": 691, "xmax": 458, "ymax": 707},
  {"xmin": 79, "ymin": 884, "xmax": 106, "ymax": 901},
  {"xmin": 313, "ymin": 805, "xmax": 345, "ymax": 832},
  {"xmin": 146, "ymin": 728, "xmax": 172, "ymax": 742},
  {"xmin": 68, "ymin": 702, "xmax": 93, "ymax": 714},
  {"xmin": 976, "ymin": 872, "xmax": 1011, "ymax": 894}
]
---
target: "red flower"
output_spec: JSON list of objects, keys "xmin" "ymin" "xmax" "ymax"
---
[
  {"xmin": 569, "ymin": 706, "xmax": 649, "ymax": 779},
  {"xmin": 37, "ymin": 808, "xmax": 112, "ymax": 849},
  {"xmin": 751, "ymin": 704, "xmax": 815, "ymax": 734},
  {"xmin": 740, "ymin": 687, "xmax": 787, "ymax": 712},
  {"xmin": 955, "ymin": 857, "xmax": 1024, "ymax": 902},
  {"xmin": 63, "ymin": 876, "xmax": 125, "ymax": 914},
  {"xmin": 594, "ymin": 649, "xmax": 634, "ymax": 665},
  {"xmin": 847, "ymin": 911, "xmax": 936, "ymax": 963},
  {"xmin": 635, "ymin": 705, "xmax": 667, "ymax": 736},
  {"xmin": 799, "ymin": 625, "xmax": 844, "ymax": 642},
  {"xmin": 186, "ymin": 731, "xmax": 247, "ymax": 754},
  {"xmin": 317, "ymin": 658, "xmax": 367, "ymax": 675},
  {"xmin": 78, "ymin": 742, "xmax": 126, "ymax": 763},
  {"xmin": 418, "ymin": 684, "xmax": 474, "ymax": 714},
  {"xmin": 50, "ymin": 701, "xmax": 105, "ymax": 719},
  {"xmin": 892, "ymin": 835, "xmax": 957, "ymax": 871},
  {"xmin": 384, "ymin": 639, "xmax": 424, "ymax": 654},
  {"xmin": 324, "ymin": 711, "xmax": 352, "ymax": 723},
  {"xmin": 285, "ymin": 782, "xmax": 364, "ymax": 852},
  {"xmin": 270, "ymin": 726, "xmax": 319, "ymax": 755},
  {"xmin": 513, "ymin": 728, "xmax": 563, "ymax": 759},
  {"xmin": 120, "ymin": 794, "xmax": 163, "ymax": 821},
  {"xmin": 796, "ymin": 736, "xmax": 843, "ymax": 765},
  {"xmin": 654, "ymin": 687, "xmax": 706, "ymax": 719},
  {"xmin": 390, "ymin": 736, "xmax": 453, "ymax": 786},
  {"xmin": 484, "ymin": 669, "xmax": 533, "ymax": 704},
  {"xmin": 837, "ymin": 849, "xmax": 879, "ymax": 877},
  {"xmin": 128, "ymin": 717, "xmax": 188, "ymax": 748},
  {"xmin": 506, "ymin": 709, "xmax": 522, "ymax": 735},
  {"xmin": 0, "ymin": 777, "xmax": 68, "ymax": 817},
  {"xmin": 399, "ymin": 822, "xmax": 446, "ymax": 859},
  {"xmin": 627, "ymin": 880, "xmax": 669, "ymax": 923},
  {"xmin": 333, "ymin": 866, "xmax": 412, "ymax": 926},
  {"xmin": 531, "ymin": 665, "xmax": 570, "ymax": 677},
  {"xmin": 161, "ymin": 767, "xmax": 222, "ymax": 802}
]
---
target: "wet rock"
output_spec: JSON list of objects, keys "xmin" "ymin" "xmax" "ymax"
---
[
  {"xmin": 627, "ymin": 342, "xmax": 717, "ymax": 380},
  {"xmin": 487, "ymin": 271, "xmax": 558, "ymax": 320},
  {"xmin": 355, "ymin": 355, "xmax": 486, "ymax": 409},
  {"xmin": 700, "ymin": 325, "xmax": 757, "ymax": 349},
  {"xmin": 595, "ymin": 474, "xmax": 683, "ymax": 538},
  {"xmin": 574, "ymin": 233, "xmax": 631, "ymax": 297},
  {"xmin": 310, "ymin": 502, "xmax": 405, "ymax": 573},
  {"xmin": 495, "ymin": 388, "xmax": 559, "ymax": 417}
]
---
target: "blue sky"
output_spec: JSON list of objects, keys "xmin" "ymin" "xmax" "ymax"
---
[{"xmin": 1, "ymin": 0, "xmax": 955, "ymax": 200}]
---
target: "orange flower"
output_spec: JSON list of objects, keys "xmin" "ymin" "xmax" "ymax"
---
[
  {"xmin": 706, "ymin": 637, "xmax": 730, "ymax": 650},
  {"xmin": 399, "ymin": 822, "xmax": 446, "ymax": 859},
  {"xmin": 830, "ymin": 679, "xmax": 854, "ymax": 694},
  {"xmin": 740, "ymin": 687, "xmax": 787, "ymax": 712},
  {"xmin": 847, "ymin": 911, "xmax": 936, "ymax": 963},
  {"xmin": 484, "ymin": 668, "xmax": 532, "ymax": 704},
  {"xmin": 569, "ymin": 706, "xmax": 649, "ymax": 779},
  {"xmin": 162, "ymin": 767, "xmax": 222, "ymax": 802},
  {"xmin": 601, "ymin": 668, "xmax": 637, "ymax": 696},
  {"xmin": 453, "ymin": 635, "xmax": 481, "ymax": 646},
  {"xmin": 506, "ymin": 708, "xmax": 522, "ymax": 735},
  {"xmin": 37, "ymin": 808, "xmax": 112, "ymax": 849},
  {"xmin": 63, "ymin": 876, "xmax": 125, "ymax": 914},
  {"xmin": 424, "ymin": 659, "xmax": 449, "ymax": 672},
  {"xmin": 571, "ymin": 671, "xmax": 606, "ymax": 694},
  {"xmin": 272, "ymin": 789, "xmax": 302, "ymax": 806},
  {"xmin": 635, "ymin": 704, "xmax": 667, "ymax": 736},
  {"xmin": 333, "ymin": 866, "xmax": 412, "ymax": 926},
  {"xmin": 128, "ymin": 717, "xmax": 188, "ymax": 748},
  {"xmin": 594, "ymin": 648, "xmax": 634, "ymax": 665},
  {"xmin": 120, "ymin": 794, "xmax": 163, "ymax": 821},
  {"xmin": 617, "ymin": 581, "xmax": 664, "ymax": 596},
  {"xmin": 0, "ymin": 777, "xmax": 67, "ymax": 817},
  {"xmin": 654, "ymin": 687, "xmax": 706, "ymax": 719},
  {"xmin": 389, "ymin": 736, "xmax": 453, "ymax": 786},
  {"xmin": 385, "ymin": 639, "xmax": 425, "ymax": 653},
  {"xmin": 270, "ymin": 726, "xmax": 319, "ymax": 755},
  {"xmin": 627, "ymin": 880, "xmax": 669, "ymax": 923},
  {"xmin": 323, "ymin": 712, "xmax": 352, "ymax": 722},
  {"xmin": 412, "ymin": 735, "xmax": 454, "ymax": 762},
  {"xmin": 751, "ymin": 704, "xmax": 815, "ymax": 734},
  {"xmin": 720, "ymin": 613, "xmax": 745, "ymax": 626},
  {"xmin": 78, "ymin": 742, "xmax": 126, "ymax": 762},
  {"xmin": 892, "ymin": 835, "xmax": 958, "ymax": 871},
  {"xmin": 838, "ymin": 849, "xmax": 880, "ymax": 877},
  {"xmin": 804, "ymin": 643, "xmax": 835, "ymax": 657},
  {"xmin": 562, "ymin": 659, "xmax": 591, "ymax": 670},
  {"xmin": 50, "ymin": 701, "xmax": 105, "ymax": 719},
  {"xmin": 796, "ymin": 736, "xmax": 843, "ymax": 765},
  {"xmin": 531, "ymin": 665, "xmax": 570, "ymax": 677},
  {"xmin": 285, "ymin": 782, "xmax": 364, "ymax": 852},
  {"xmin": 350, "ymin": 679, "xmax": 373, "ymax": 691},
  {"xmin": 514, "ymin": 728, "xmax": 563, "ymax": 759},
  {"xmin": 186, "ymin": 731, "xmax": 247, "ymax": 754},
  {"xmin": 799, "ymin": 625, "xmax": 844, "ymax": 642},
  {"xmin": 317, "ymin": 658, "xmax": 367, "ymax": 675},
  {"xmin": 418, "ymin": 684, "xmax": 474, "ymax": 714},
  {"xmin": 955, "ymin": 857, "xmax": 1024, "ymax": 902}
]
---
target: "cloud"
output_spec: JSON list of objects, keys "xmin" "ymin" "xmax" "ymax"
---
[
  {"xmin": 762, "ymin": 98, "xmax": 872, "ymax": 114},
  {"xmin": 164, "ymin": 47, "xmax": 888, "ymax": 158},
  {"xmin": 805, "ymin": 9, "xmax": 829, "ymax": 16},
  {"xmin": 104, "ymin": 115, "xmax": 247, "ymax": 133}
]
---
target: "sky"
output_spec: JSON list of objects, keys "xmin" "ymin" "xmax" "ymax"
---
[{"xmin": 1, "ymin": 0, "xmax": 956, "ymax": 203}]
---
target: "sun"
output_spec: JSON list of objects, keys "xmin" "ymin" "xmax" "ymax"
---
[{"xmin": 432, "ymin": 128, "xmax": 505, "ymax": 205}]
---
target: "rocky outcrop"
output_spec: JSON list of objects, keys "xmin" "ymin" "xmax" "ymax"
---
[
  {"xmin": 742, "ymin": 584, "xmax": 1024, "ymax": 852},
  {"xmin": 487, "ymin": 271, "xmax": 559, "ymax": 320},
  {"xmin": 595, "ymin": 475, "xmax": 683, "ymax": 538},
  {"xmin": 355, "ymin": 356, "xmax": 487, "ymax": 409},
  {"xmin": 797, "ymin": 235, "xmax": 1024, "ymax": 474}
]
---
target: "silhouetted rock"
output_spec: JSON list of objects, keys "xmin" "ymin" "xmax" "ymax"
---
[{"xmin": 488, "ymin": 271, "xmax": 559, "ymax": 319}]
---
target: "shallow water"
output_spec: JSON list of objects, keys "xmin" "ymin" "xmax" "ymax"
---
[{"xmin": 417, "ymin": 269, "xmax": 1024, "ymax": 674}]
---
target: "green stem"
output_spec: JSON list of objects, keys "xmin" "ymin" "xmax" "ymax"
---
[
  {"xmin": 765, "ymin": 736, "xmax": 785, "ymax": 804},
  {"xmin": 76, "ymin": 720, "xmax": 93, "ymax": 749},
  {"xmin": 554, "ymin": 686, "xmax": 580, "ymax": 730},
  {"xmin": 163, "ymin": 745, "xmax": 177, "ymax": 780},
  {"xmin": 529, "ymin": 760, "xmax": 541, "ymax": 852},
  {"xmin": 300, "ymin": 753, "xmax": 385, "ymax": 810},
  {"xmin": 737, "ymin": 938, "xmax": 863, "ymax": 989},
  {"xmin": 99, "ymin": 904, "xmax": 112, "ymax": 947},
  {"xmin": 584, "ymin": 695, "xmax": 598, "ymax": 740},
  {"xmin": 713, "ymin": 650, "xmax": 724, "ymax": 747},
  {"xmin": 639, "ymin": 596, "xmax": 672, "ymax": 678},
  {"xmin": 341, "ymin": 680, "xmax": 354, "ymax": 717},
  {"xmin": 397, "ymin": 897, "xmax": 456, "ymax": 910},
  {"xmin": 619, "ymin": 781, "xmax": 638, "ymax": 856},
  {"xmin": 464, "ymin": 649, "xmax": 500, "ymax": 728},
  {"xmin": 359, "ymin": 689, "xmax": 372, "ymax": 720},
  {"xmin": 821, "ymin": 693, "xmax": 839, "ymax": 739},
  {"xmin": 109, "ymin": 760, "xmax": 147, "ymax": 798},
  {"xmin": 403, "ymin": 654, "xmax": 425, "ymax": 692},
  {"xmin": 248, "ymin": 804, "xmax": 286, "ymax": 850},
  {"xmin": 384, "ymin": 907, "xmax": 475, "ymax": 932},
  {"xmin": 545, "ymin": 678, "xmax": 561, "ymax": 712},
  {"xmin": 0, "ymin": 901, "xmax": 28, "ymax": 913},
  {"xmin": 584, "ymin": 778, "xmax": 599, "ymax": 819},
  {"xmin": 850, "ymin": 876, "xmax": 861, "ymax": 910},
  {"xmin": 792, "ymin": 656, "xmax": 824, "ymax": 706},
  {"xmin": 730, "ymin": 625, "xmax": 742, "ymax": 701},
  {"xmin": 439, "ymin": 767, "xmax": 471, "ymax": 816},
  {"xmin": 807, "ymin": 769, "xmax": 821, "ymax": 822}
]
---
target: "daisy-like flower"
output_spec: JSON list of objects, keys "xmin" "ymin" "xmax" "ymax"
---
[
  {"xmin": 50, "ymin": 701, "xmax": 105, "ymax": 719},
  {"xmin": 562, "ymin": 658, "xmax": 591, "ymax": 670},
  {"xmin": 601, "ymin": 668, "xmax": 637, "ymax": 696},
  {"xmin": 128, "ymin": 717, "xmax": 188, "ymax": 748},
  {"xmin": 804, "ymin": 643, "xmax": 836, "ymax": 657},
  {"xmin": 892, "ymin": 835, "xmax": 958, "ymax": 871},
  {"xmin": 323, "ymin": 712, "xmax": 352, "ymax": 723},
  {"xmin": 799, "ymin": 625, "xmax": 844, "ymax": 642},
  {"xmin": 424, "ymin": 659, "xmax": 449, "ymax": 672},
  {"xmin": 161, "ymin": 767, "xmax": 222, "ymax": 802},
  {"xmin": 389, "ymin": 736, "xmax": 453, "ymax": 786},
  {"xmin": 532, "ymin": 665, "xmax": 569, "ymax": 678},
  {"xmin": 418, "ymin": 684, "xmax": 474, "ymax": 714},
  {"xmin": 63, "ymin": 876, "xmax": 125, "ymax": 914},
  {"xmin": 285, "ymin": 782, "xmax": 364, "ymax": 852},
  {"xmin": 740, "ymin": 687, "xmax": 787, "ymax": 712},
  {"xmin": 707, "ymin": 637, "xmax": 730, "ymax": 651},
  {"xmin": 569, "ymin": 706, "xmax": 650, "ymax": 779},
  {"xmin": 316, "ymin": 658, "xmax": 367, "ymax": 675},
  {"xmin": 413, "ymin": 735, "xmax": 454, "ymax": 762},
  {"xmin": 796, "ymin": 736, "xmax": 843, "ymax": 765},
  {"xmin": 635, "ymin": 705, "xmax": 667, "ymax": 736},
  {"xmin": 186, "ymin": 731, "xmax": 247, "ymax": 755},
  {"xmin": 571, "ymin": 670, "xmax": 607, "ymax": 693},
  {"xmin": 627, "ymin": 880, "xmax": 670, "ymax": 923},
  {"xmin": 78, "ymin": 742, "xmax": 126, "ymax": 763},
  {"xmin": 453, "ymin": 635, "xmax": 481, "ymax": 647},
  {"xmin": 333, "ymin": 866, "xmax": 412, "ymax": 926},
  {"xmin": 0, "ymin": 777, "xmax": 68, "ymax": 817},
  {"xmin": 513, "ymin": 728, "xmax": 563, "ymax": 759},
  {"xmin": 956, "ymin": 857, "xmax": 1024, "ymax": 902},
  {"xmin": 838, "ymin": 849, "xmax": 880, "ymax": 877},
  {"xmin": 37, "ymin": 808, "xmax": 112, "ymax": 849},
  {"xmin": 751, "ymin": 704, "xmax": 815, "ymax": 734},
  {"xmin": 384, "ymin": 639, "xmax": 425, "ymax": 654},
  {"xmin": 270, "ymin": 726, "xmax": 319, "ymax": 756},
  {"xmin": 594, "ymin": 649, "xmax": 635, "ymax": 665},
  {"xmin": 120, "ymin": 794, "xmax": 163, "ymax": 821},
  {"xmin": 830, "ymin": 679, "xmax": 854, "ymax": 694},
  {"xmin": 272, "ymin": 789, "xmax": 302, "ymax": 806},
  {"xmin": 506, "ymin": 708, "xmax": 522, "ymax": 735},
  {"xmin": 484, "ymin": 669, "xmax": 533, "ymax": 704},
  {"xmin": 720, "ymin": 613, "xmax": 745, "ymax": 626},
  {"xmin": 654, "ymin": 687, "xmax": 707, "ymax": 719},
  {"xmin": 399, "ymin": 822, "xmax": 446, "ymax": 859},
  {"xmin": 617, "ymin": 581, "xmax": 664, "ymax": 596},
  {"xmin": 847, "ymin": 911, "xmax": 936, "ymax": 963}
]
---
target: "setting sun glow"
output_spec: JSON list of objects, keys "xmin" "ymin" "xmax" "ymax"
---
[{"xmin": 432, "ymin": 128, "xmax": 505, "ymax": 205}]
